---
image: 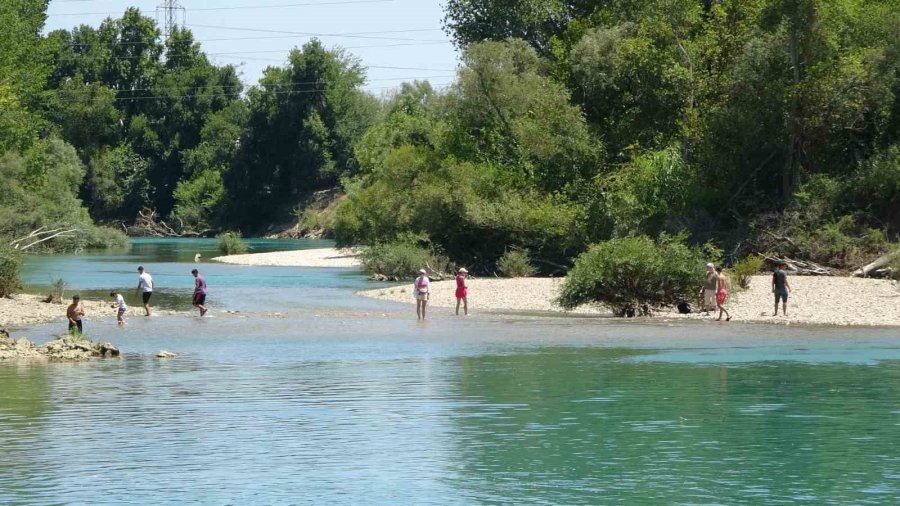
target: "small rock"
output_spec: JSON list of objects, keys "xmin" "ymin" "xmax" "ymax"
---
[{"xmin": 156, "ymin": 351, "xmax": 177, "ymax": 359}]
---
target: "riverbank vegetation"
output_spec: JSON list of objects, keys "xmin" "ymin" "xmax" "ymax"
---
[{"xmin": 3, "ymin": 1, "xmax": 900, "ymax": 296}]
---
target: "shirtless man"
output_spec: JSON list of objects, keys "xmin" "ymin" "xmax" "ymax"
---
[{"xmin": 66, "ymin": 295, "xmax": 85, "ymax": 334}]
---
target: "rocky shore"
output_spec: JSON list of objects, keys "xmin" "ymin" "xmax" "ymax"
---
[
  {"xmin": 0, "ymin": 329, "xmax": 119, "ymax": 361},
  {"xmin": 0, "ymin": 294, "xmax": 186, "ymax": 329}
]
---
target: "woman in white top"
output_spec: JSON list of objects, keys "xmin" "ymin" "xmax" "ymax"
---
[{"xmin": 413, "ymin": 269, "xmax": 430, "ymax": 320}]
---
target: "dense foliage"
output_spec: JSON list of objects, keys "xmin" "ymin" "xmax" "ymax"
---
[
  {"xmin": 1, "ymin": 0, "xmax": 899, "ymax": 276},
  {"xmin": 556, "ymin": 235, "xmax": 719, "ymax": 314},
  {"xmin": 0, "ymin": 246, "xmax": 23, "ymax": 298},
  {"xmin": 358, "ymin": 239, "xmax": 452, "ymax": 281}
]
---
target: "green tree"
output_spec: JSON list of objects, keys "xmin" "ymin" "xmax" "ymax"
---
[{"xmin": 226, "ymin": 39, "xmax": 376, "ymax": 229}]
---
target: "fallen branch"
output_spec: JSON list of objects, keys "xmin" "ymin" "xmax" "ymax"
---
[
  {"xmin": 853, "ymin": 249, "xmax": 900, "ymax": 278},
  {"xmin": 9, "ymin": 227, "xmax": 77, "ymax": 250},
  {"xmin": 762, "ymin": 255, "xmax": 833, "ymax": 276}
]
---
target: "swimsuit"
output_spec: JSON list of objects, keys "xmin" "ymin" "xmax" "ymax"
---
[
  {"xmin": 455, "ymin": 275, "xmax": 467, "ymax": 299},
  {"xmin": 716, "ymin": 289, "xmax": 727, "ymax": 305}
]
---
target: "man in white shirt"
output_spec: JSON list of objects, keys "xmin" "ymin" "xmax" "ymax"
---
[{"xmin": 136, "ymin": 265, "xmax": 154, "ymax": 316}]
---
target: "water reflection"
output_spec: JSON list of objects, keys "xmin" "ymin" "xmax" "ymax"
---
[
  {"xmin": 447, "ymin": 350, "xmax": 900, "ymax": 504},
  {"xmin": 4, "ymin": 239, "xmax": 900, "ymax": 504}
]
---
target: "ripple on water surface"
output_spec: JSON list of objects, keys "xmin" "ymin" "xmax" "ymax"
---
[{"xmin": 4, "ymin": 239, "xmax": 900, "ymax": 504}]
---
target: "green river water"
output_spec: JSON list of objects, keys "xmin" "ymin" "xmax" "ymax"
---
[{"xmin": 1, "ymin": 239, "xmax": 899, "ymax": 504}]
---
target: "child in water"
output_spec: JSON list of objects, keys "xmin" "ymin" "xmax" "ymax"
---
[{"xmin": 110, "ymin": 291, "xmax": 127, "ymax": 325}]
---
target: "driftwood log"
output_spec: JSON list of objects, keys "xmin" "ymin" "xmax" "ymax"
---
[
  {"xmin": 126, "ymin": 208, "xmax": 216, "ymax": 238},
  {"xmin": 853, "ymin": 250, "xmax": 900, "ymax": 278},
  {"xmin": 762, "ymin": 255, "xmax": 833, "ymax": 276},
  {"xmin": 8, "ymin": 227, "xmax": 77, "ymax": 251}
]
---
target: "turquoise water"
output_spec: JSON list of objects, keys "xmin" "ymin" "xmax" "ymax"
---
[{"xmin": 3, "ymin": 239, "xmax": 900, "ymax": 504}]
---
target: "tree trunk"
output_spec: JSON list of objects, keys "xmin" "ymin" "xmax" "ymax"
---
[
  {"xmin": 853, "ymin": 250, "xmax": 900, "ymax": 277},
  {"xmin": 783, "ymin": 25, "xmax": 802, "ymax": 201}
]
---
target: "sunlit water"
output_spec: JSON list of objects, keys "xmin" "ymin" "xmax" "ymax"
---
[{"xmin": 2, "ymin": 239, "xmax": 900, "ymax": 504}]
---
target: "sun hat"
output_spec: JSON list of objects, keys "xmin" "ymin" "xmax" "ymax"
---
[
  {"xmin": 418, "ymin": 269, "xmax": 427, "ymax": 274},
  {"xmin": 458, "ymin": 267, "xmax": 468, "ymax": 273}
]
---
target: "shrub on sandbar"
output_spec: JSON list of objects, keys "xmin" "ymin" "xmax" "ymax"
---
[
  {"xmin": 359, "ymin": 239, "xmax": 450, "ymax": 281},
  {"xmin": 217, "ymin": 231, "xmax": 247, "ymax": 256},
  {"xmin": 556, "ymin": 234, "xmax": 718, "ymax": 315}
]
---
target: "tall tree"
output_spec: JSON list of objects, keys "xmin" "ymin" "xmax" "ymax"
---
[{"xmin": 226, "ymin": 39, "xmax": 376, "ymax": 229}]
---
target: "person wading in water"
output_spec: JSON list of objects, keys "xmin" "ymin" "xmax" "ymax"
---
[{"xmin": 414, "ymin": 269, "xmax": 430, "ymax": 320}]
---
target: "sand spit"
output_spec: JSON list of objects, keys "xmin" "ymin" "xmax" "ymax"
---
[
  {"xmin": 359, "ymin": 275, "xmax": 900, "ymax": 327},
  {"xmin": 359, "ymin": 277, "xmax": 605, "ymax": 315},
  {"xmin": 212, "ymin": 248, "xmax": 360, "ymax": 268}
]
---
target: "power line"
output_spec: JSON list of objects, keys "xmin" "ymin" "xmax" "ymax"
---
[
  {"xmin": 48, "ymin": 0, "xmax": 395, "ymax": 17},
  {"xmin": 187, "ymin": 23, "xmax": 446, "ymax": 42},
  {"xmin": 61, "ymin": 30, "xmax": 446, "ymax": 48},
  {"xmin": 209, "ymin": 57, "xmax": 457, "ymax": 72},
  {"xmin": 54, "ymin": 75, "xmax": 456, "ymax": 95},
  {"xmin": 54, "ymin": 81, "xmax": 455, "ymax": 103}
]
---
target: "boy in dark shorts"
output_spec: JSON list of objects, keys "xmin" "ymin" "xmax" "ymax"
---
[
  {"xmin": 66, "ymin": 295, "xmax": 85, "ymax": 334},
  {"xmin": 136, "ymin": 266, "xmax": 154, "ymax": 316},
  {"xmin": 192, "ymin": 269, "xmax": 207, "ymax": 317},
  {"xmin": 772, "ymin": 262, "xmax": 792, "ymax": 316}
]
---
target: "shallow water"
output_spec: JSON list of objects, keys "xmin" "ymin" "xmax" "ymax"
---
[{"xmin": 3, "ymin": 239, "xmax": 900, "ymax": 504}]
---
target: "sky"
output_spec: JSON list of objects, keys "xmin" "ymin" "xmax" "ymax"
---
[{"xmin": 44, "ymin": 0, "xmax": 461, "ymax": 95}]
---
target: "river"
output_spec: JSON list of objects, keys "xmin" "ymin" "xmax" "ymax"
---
[{"xmin": 2, "ymin": 239, "xmax": 899, "ymax": 504}]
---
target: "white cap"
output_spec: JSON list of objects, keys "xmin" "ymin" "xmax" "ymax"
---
[
  {"xmin": 706, "ymin": 263, "xmax": 714, "ymax": 269},
  {"xmin": 418, "ymin": 269, "xmax": 427, "ymax": 274}
]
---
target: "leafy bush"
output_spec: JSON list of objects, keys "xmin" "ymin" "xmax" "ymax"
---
[
  {"xmin": 171, "ymin": 169, "xmax": 226, "ymax": 232},
  {"xmin": 0, "ymin": 246, "xmax": 23, "ymax": 298},
  {"xmin": 730, "ymin": 254, "xmax": 764, "ymax": 290},
  {"xmin": 359, "ymin": 239, "xmax": 450, "ymax": 281},
  {"xmin": 217, "ymin": 231, "xmax": 247, "ymax": 255},
  {"xmin": 556, "ymin": 234, "xmax": 718, "ymax": 315},
  {"xmin": 497, "ymin": 248, "xmax": 536, "ymax": 277}
]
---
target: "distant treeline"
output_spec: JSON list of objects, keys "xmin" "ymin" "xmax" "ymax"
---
[{"xmin": 1, "ymin": 0, "xmax": 899, "ymax": 271}]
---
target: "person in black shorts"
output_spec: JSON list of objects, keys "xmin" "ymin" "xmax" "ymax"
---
[
  {"xmin": 136, "ymin": 266, "xmax": 154, "ymax": 316},
  {"xmin": 772, "ymin": 262, "xmax": 792, "ymax": 316},
  {"xmin": 66, "ymin": 295, "xmax": 85, "ymax": 334}
]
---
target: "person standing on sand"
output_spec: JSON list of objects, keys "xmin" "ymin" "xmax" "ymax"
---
[
  {"xmin": 773, "ymin": 261, "xmax": 792, "ymax": 316},
  {"xmin": 110, "ymin": 291, "xmax": 127, "ymax": 325},
  {"xmin": 136, "ymin": 266, "xmax": 154, "ymax": 316},
  {"xmin": 715, "ymin": 266, "xmax": 731, "ymax": 321},
  {"xmin": 414, "ymin": 269, "xmax": 430, "ymax": 320},
  {"xmin": 700, "ymin": 263, "xmax": 718, "ymax": 314},
  {"xmin": 66, "ymin": 295, "xmax": 85, "ymax": 334},
  {"xmin": 192, "ymin": 269, "xmax": 208, "ymax": 317},
  {"xmin": 455, "ymin": 268, "xmax": 469, "ymax": 316}
]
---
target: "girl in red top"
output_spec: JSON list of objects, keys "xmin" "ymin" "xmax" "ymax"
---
[{"xmin": 455, "ymin": 268, "xmax": 469, "ymax": 316}]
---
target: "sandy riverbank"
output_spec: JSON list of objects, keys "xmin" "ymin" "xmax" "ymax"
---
[
  {"xmin": 212, "ymin": 248, "xmax": 360, "ymax": 268},
  {"xmin": 358, "ymin": 275, "xmax": 900, "ymax": 326},
  {"xmin": 0, "ymin": 294, "xmax": 185, "ymax": 329}
]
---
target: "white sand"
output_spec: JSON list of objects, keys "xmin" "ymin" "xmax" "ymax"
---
[
  {"xmin": 359, "ymin": 277, "xmax": 605, "ymax": 315},
  {"xmin": 359, "ymin": 275, "xmax": 900, "ymax": 326},
  {"xmin": 0, "ymin": 294, "xmax": 161, "ymax": 329},
  {"xmin": 671, "ymin": 274, "xmax": 900, "ymax": 327},
  {"xmin": 212, "ymin": 248, "xmax": 360, "ymax": 268}
]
